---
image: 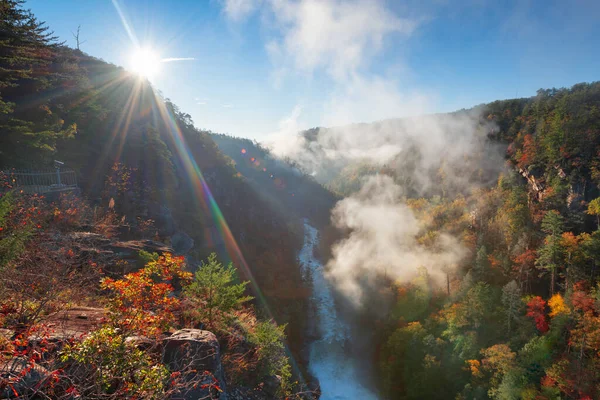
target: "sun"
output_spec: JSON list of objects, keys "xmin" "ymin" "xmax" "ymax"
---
[{"xmin": 129, "ymin": 47, "xmax": 160, "ymax": 78}]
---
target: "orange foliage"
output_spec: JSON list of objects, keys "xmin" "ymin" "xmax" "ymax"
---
[
  {"xmin": 488, "ymin": 253, "xmax": 502, "ymax": 270},
  {"xmin": 467, "ymin": 359, "xmax": 483, "ymax": 378},
  {"xmin": 518, "ymin": 134, "xmax": 536, "ymax": 168},
  {"xmin": 101, "ymin": 253, "xmax": 192, "ymax": 336}
]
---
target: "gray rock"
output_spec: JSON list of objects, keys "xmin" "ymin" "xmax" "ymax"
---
[{"xmin": 162, "ymin": 329, "xmax": 227, "ymax": 400}]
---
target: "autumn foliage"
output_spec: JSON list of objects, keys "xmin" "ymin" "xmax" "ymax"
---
[
  {"xmin": 101, "ymin": 253, "xmax": 192, "ymax": 336},
  {"xmin": 526, "ymin": 296, "xmax": 549, "ymax": 333}
]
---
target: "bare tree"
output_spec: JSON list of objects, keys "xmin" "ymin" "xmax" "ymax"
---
[{"xmin": 71, "ymin": 25, "xmax": 86, "ymax": 50}]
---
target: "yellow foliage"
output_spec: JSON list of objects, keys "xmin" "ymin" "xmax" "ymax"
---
[{"xmin": 548, "ymin": 293, "xmax": 570, "ymax": 317}]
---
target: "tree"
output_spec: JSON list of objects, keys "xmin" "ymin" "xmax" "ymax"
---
[
  {"xmin": 548, "ymin": 293, "xmax": 569, "ymax": 318},
  {"xmin": 561, "ymin": 232, "xmax": 585, "ymax": 289},
  {"xmin": 526, "ymin": 296, "xmax": 548, "ymax": 333},
  {"xmin": 184, "ymin": 253, "xmax": 253, "ymax": 329},
  {"xmin": 0, "ymin": 0, "xmax": 77, "ymax": 166},
  {"xmin": 512, "ymin": 248, "xmax": 536, "ymax": 293},
  {"xmin": 501, "ymin": 281, "xmax": 521, "ymax": 335},
  {"xmin": 480, "ymin": 344, "xmax": 517, "ymax": 399},
  {"xmin": 586, "ymin": 198, "xmax": 600, "ymax": 229},
  {"xmin": 71, "ymin": 24, "xmax": 86, "ymax": 50},
  {"xmin": 536, "ymin": 210, "xmax": 564, "ymax": 295},
  {"xmin": 474, "ymin": 245, "xmax": 489, "ymax": 282},
  {"xmin": 249, "ymin": 321, "xmax": 292, "ymax": 395},
  {"xmin": 101, "ymin": 253, "xmax": 192, "ymax": 336}
]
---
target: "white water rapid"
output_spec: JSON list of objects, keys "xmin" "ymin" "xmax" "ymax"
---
[{"xmin": 298, "ymin": 220, "xmax": 378, "ymax": 400}]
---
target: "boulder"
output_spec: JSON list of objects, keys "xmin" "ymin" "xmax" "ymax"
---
[{"xmin": 162, "ymin": 329, "xmax": 226, "ymax": 400}]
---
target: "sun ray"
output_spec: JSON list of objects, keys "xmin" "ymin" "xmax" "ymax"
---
[
  {"xmin": 87, "ymin": 78, "xmax": 143, "ymax": 187},
  {"xmin": 149, "ymin": 87, "xmax": 306, "ymax": 382},
  {"xmin": 111, "ymin": 0, "xmax": 139, "ymax": 48}
]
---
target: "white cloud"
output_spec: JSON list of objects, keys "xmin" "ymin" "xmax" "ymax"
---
[
  {"xmin": 161, "ymin": 57, "xmax": 195, "ymax": 62},
  {"xmin": 266, "ymin": 0, "xmax": 418, "ymax": 80},
  {"xmin": 222, "ymin": 0, "xmax": 426, "ymax": 127},
  {"xmin": 322, "ymin": 73, "xmax": 432, "ymax": 126},
  {"xmin": 222, "ymin": 0, "xmax": 261, "ymax": 21}
]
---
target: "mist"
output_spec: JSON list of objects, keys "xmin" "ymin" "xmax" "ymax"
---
[
  {"xmin": 325, "ymin": 174, "xmax": 465, "ymax": 305},
  {"xmin": 265, "ymin": 107, "xmax": 506, "ymax": 306},
  {"xmin": 269, "ymin": 109, "xmax": 503, "ymax": 188}
]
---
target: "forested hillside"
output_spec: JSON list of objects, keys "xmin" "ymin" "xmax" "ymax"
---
[
  {"xmin": 212, "ymin": 82, "xmax": 600, "ymax": 399},
  {"xmin": 210, "ymin": 134, "xmax": 337, "ymax": 228},
  {"xmin": 373, "ymin": 82, "xmax": 600, "ymax": 399}
]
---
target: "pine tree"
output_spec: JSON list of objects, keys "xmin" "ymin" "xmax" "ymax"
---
[
  {"xmin": 474, "ymin": 245, "xmax": 489, "ymax": 282},
  {"xmin": 0, "ymin": 0, "xmax": 75, "ymax": 167},
  {"xmin": 536, "ymin": 210, "xmax": 564, "ymax": 295},
  {"xmin": 184, "ymin": 253, "xmax": 253, "ymax": 329},
  {"xmin": 501, "ymin": 280, "xmax": 521, "ymax": 335}
]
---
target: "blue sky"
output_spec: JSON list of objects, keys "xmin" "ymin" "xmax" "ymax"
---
[{"xmin": 27, "ymin": 0, "xmax": 600, "ymax": 140}]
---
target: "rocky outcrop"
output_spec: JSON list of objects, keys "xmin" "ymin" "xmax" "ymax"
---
[
  {"xmin": 162, "ymin": 329, "xmax": 227, "ymax": 400},
  {"xmin": 45, "ymin": 306, "xmax": 106, "ymax": 338},
  {"xmin": 67, "ymin": 231, "xmax": 172, "ymax": 259},
  {"xmin": 519, "ymin": 167, "xmax": 545, "ymax": 200},
  {"xmin": 63, "ymin": 231, "xmax": 173, "ymax": 274}
]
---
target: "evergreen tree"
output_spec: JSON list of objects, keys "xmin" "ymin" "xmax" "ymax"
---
[
  {"xmin": 0, "ymin": 0, "xmax": 75, "ymax": 167},
  {"xmin": 501, "ymin": 280, "xmax": 521, "ymax": 335},
  {"xmin": 184, "ymin": 253, "xmax": 253, "ymax": 329},
  {"xmin": 536, "ymin": 210, "xmax": 564, "ymax": 295},
  {"xmin": 474, "ymin": 245, "xmax": 489, "ymax": 282}
]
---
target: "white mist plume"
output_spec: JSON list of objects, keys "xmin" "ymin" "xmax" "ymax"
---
[
  {"xmin": 326, "ymin": 175, "xmax": 466, "ymax": 305},
  {"xmin": 268, "ymin": 109, "xmax": 502, "ymax": 195}
]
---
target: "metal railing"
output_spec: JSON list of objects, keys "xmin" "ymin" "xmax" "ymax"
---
[{"xmin": 1, "ymin": 168, "xmax": 78, "ymax": 194}]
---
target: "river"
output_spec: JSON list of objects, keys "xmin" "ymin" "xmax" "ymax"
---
[{"xmin": 298, "ymin": 220, "xmax": 378, "ymax": 400}]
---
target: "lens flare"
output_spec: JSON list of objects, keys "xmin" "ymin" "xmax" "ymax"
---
[{"xmin": 130, "ymin": 47, "xmax": 160, "ymax": 78}]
